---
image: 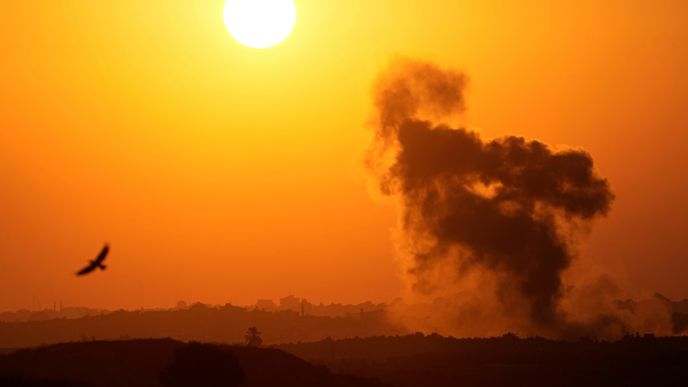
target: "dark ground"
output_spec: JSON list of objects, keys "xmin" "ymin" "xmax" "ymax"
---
[
  {"xmin": 0, "ymin": 339, "xmax": 385, "ymax": 387},
  {"xmin": 279, "ymin": 333, "xmax": 688, "ymax": 387},
  {"xmin": 1, "ymin": 335, "xmax": 687, "ymax": 386}
]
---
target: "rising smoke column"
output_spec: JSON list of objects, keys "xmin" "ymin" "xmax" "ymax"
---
[{"xmin": 369, "ymin": 59, "xmax": 614, "ymax": 333}]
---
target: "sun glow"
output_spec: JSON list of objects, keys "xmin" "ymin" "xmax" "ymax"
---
[{"xmin": 224, "ymin": 0, "xmax": 297, "ymax": 49}]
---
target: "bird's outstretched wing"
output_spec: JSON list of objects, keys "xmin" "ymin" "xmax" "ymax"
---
[
  {"xmin": 93, "ymin": 244, "xmax": 109, "ymax": 264},
  {"xmin": 76, "ymin": 244, "xmax": 110, "ymax": 276},
  {"xmin": 76, "ymin": 263, "xmax": 97, "ymax": 276}
]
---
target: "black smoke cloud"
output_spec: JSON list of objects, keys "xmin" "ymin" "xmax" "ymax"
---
[{"xmin": 370, "ymin": 59, "xmax": 615, "ymax": 333}]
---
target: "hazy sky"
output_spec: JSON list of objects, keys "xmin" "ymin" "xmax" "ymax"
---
[{"xmin": 1, "ymin": 0, "xmax": 686, "ymax": 311}]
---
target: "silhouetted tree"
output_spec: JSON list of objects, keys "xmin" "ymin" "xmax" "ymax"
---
[
  {"xmin": 245, "ymin": 326, "xmax": 263, "ymax": 347},
  {"xmin": 159, "ymin": 343, "xmax": 244, "ymax": 387}
]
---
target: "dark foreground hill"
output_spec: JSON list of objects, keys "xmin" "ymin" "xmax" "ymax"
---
[
  {"xmin": 2, "ymin": 335, "xmax": 687, "ymax": 387},
  {"xmin": 278, "ymin": 333, "xmax": 688, "ymax": 387},
  {"xmin": 0, "ymin": 339, "xmax": 387, "ymax": 387}
]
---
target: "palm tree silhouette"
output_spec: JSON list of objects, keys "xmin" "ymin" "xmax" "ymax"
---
[{"xmin": 244, "ymin": 327, "xmax": 263, "ymax": 347}]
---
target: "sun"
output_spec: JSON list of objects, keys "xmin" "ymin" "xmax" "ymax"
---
[{"xmin": 224, "ymin": 0, "xmax": 297, "ymax": 49}]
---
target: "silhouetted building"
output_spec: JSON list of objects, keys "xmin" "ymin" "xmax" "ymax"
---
[
  {"xmin": 255, "ymin": 299, "xmax": 277, "ymax": 311},
  {"xmin": 279, "ymin": 295, "xmax": 301, "ymax": 312}
]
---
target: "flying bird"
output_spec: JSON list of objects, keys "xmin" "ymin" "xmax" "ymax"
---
[{"xmin": 76, "ymin": 244, "xmax": 110, "ymax": 276}]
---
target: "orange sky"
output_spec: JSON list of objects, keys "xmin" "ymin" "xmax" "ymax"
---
[{"xmin": 1, "ymin": 0, "xmax": 687, "ymax": 311}]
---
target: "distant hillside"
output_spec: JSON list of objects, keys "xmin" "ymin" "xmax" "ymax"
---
[
  {"xmin": 0, "ymin": 307, "xmax": 106, "ymax": 324},
  {"xmin": 2, "ymin": 295, "xmax": 685, "ymax": 350},
  {"xmin": 0, "ymin": 304, "xmax": 405, "ymax": 348},
  {"xmin": 0, "ymin": 339, "xmax": 388, "ymax": 387},
  {"xmin": 278, "ymin": 334, "xmax": 688, "ymax": 387},
  {"xmin": 0, "ymin": 298, "xmax": 387, "ymax": 324}
]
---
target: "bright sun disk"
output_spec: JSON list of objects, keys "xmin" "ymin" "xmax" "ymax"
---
[{"xmin": 224, "ymin": 0, "xmax": 297, "ymax": 49}]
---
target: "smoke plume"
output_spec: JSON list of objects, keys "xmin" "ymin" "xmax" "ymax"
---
[{"xmin": 369, "ymin": 59, "xmax": 619, "ymax": 337}]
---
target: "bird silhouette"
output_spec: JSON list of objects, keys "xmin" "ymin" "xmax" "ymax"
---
[{"xmin": 76, "ymin": 244, "xmax": 110, "ymax": 276}]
